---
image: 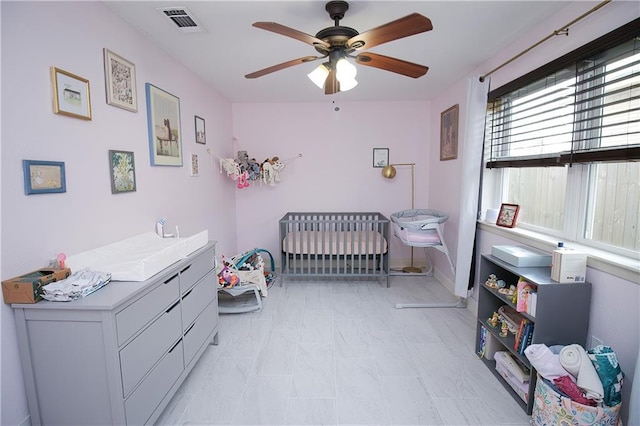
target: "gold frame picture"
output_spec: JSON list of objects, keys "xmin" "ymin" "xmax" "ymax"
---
[
  {"xmin": 440, "ymin": 104, "xmax": 459, "ymax": 161},
  {"xmin": 51, "ymin": 67, "xmax": 92, "ymax": 120}
]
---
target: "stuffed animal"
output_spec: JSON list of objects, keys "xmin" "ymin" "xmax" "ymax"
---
[{"xmin": 218, "ymin": 262, "xmax": 239, "ymax": 288}]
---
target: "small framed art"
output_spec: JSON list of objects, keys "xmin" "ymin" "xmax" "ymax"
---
[
  {"xmin": 190, "ymin": 153, "xmax": 199, "ymax": 177},
  {"xmin": 51, "ymin": 67, "xmax": 92, "ymax": 120},
  {"xmin": 109, "ymin": 150, "xmax": 136, "ymax": 193},
  {"xmin": 23, "ymin": 160, "xmax": 66, "ymax": 195},
  {"xmin": 103, "ymin": 49, "xmax": 137, "ymax": 112},
  {"xmin": 195, "ymin": 115, "xmax": 206, "ymax": 144},
  {"xmin": 146, "ymin": 83, "xmax": 182, "ymax": 166},
  {"xmin": 440, "ymin": 104, "xmax": 459, "ymax": 161},
  {"xmin": 373, "ymin": 148, "xmax": 389, "ymax": 168},
  {"xmin": 496, "ymin": 203, "xmax": 520, "ymax": 228}
]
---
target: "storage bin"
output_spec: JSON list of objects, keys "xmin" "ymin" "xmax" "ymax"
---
[{"xmin": 531, "ymin": 374, "xmax": 622, "ymax": 426}]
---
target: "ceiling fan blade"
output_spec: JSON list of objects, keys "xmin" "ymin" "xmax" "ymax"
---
[
  {"xmin": 324, "ymin": 69, "xmax": 340, "ymax": 95},
  {"xmin": 356, "ymin": 52, "xmax": 428, "ymax": 78},
  {"xmin": 253, "ymin": 22, "xmax": 331, "ymax": 50},
  {"xmin": 347, "ymin": 13, "xmax": 433, "ymax": 51},
  {"xmin": 245, "ymin": 56, "xmax": 323, "ymax": 79}
]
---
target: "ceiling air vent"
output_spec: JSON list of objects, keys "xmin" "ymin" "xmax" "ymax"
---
[{"xmin": 157, "ymin": 7, "xmax": 204, "ymax": 33}]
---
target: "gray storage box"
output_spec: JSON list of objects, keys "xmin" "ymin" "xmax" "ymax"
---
[{"xmin": 491, "ymin": 245, "xmax": 552, "ymax": 267}]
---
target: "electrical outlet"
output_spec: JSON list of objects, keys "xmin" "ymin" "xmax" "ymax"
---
[{"xmin": 591, "ymin": 336, "xmax": 603, "ymax": 349}]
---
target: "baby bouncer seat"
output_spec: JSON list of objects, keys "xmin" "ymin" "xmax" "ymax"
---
[
  {"xmin": 217, "ymin": 248, "xmax": 277, "ymax": 314},
  {"xmin": 390, "ymin": 209, "xmax": 455, "ymax": 276}
]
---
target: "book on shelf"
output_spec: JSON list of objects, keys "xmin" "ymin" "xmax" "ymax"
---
[
  {"xmin": 519, "ymin": 322, "xmax": 535, "ymax": 355},
  {"xmin": 528, "ymin": 291, "xmax": 537, "ymax": 317}
]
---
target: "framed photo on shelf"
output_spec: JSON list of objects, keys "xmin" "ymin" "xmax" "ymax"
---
[
  {"xmin": 22, "ymin": 160, "xmax": 66, "ymax": 195},
  {"xmin": 373, "ymin": 148, "xmax": 389, "ymax": 168},
  {"xmin": 195, "ymin": 115, "xmax": 206, "ymax": 144},
  {"xmin": 440, "ymin": 104, "xmax": 459, "ymax": 161},
  {"xmin": 190, "ymin": 153, "xmax": 199, "ymax": 177},
  {"xmin": 103, "ymin": 49, "xmax": 137, "ymax": 112},
  {"xmin": 51, "ymin": 67, "xmax": 92, "ymax": 120},
  {"xmin": 109, "ymin": 150, "xmax": 136, "ymax": 194},
  {"xmin": 145, "ymin": 83, "xmax": 182, "ymax": 166},
  {"xmin": 496, "ymin": 203, "xmax": 520, "ymax": 228}
]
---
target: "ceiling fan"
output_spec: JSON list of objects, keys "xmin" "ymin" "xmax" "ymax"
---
[{"xmin": 245, "ymin": 1, "xmax": 433, "ymax": 95}]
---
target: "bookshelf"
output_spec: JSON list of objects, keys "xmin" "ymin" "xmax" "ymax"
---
[{"xmin": 475, "ymin": 254, "xmax": 592, "ymax": 414}]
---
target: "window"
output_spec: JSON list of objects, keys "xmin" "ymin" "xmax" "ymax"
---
[{"xmin": 484, "ymin": 20, "xmax": 640, "ymax": 255}]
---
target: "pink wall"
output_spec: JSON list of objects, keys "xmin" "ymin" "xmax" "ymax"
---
[
  {"xmin": 1, "ymin": 2, "xmax": 236, "ymax": 424},
  {"xmin": 230, "ymin": 101, "xmax": 431, "ymax": 265}
]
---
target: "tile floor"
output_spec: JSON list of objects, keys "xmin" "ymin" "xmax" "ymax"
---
[{"xmin": 156, "ymin": 275, "xmax": 532, "ymax": 425}]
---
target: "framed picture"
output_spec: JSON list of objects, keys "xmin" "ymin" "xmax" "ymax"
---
[
  {"xmin": 103, "ymin": 49, "xmax": 137, "ymax": 112},
  {"xmin": 373, "ymin": 148, "xmax": 389, "ymax": 168},
  {"xmin": 440, "ymin": 104, "xmax": 459, "ymax": 161},
  {"xmin": 51, "ymin": 67, "xmax": 92, "ymax": 120},
  {"xmin": 22, "ymin": 160, "xmax": 66, "ymax": 195},
  {"xmin": 195, "ymin": 115, "xmax": 206, "ymax": 144},
  {"xmin": 190, "ymin": 153, "xmax": 199, "ymax": 177},
  {"xmin": 496, "ymin": 203, "xmax": 520, "ymax": 228},
  {"xmin": 145, "ymin": 83, "xmax": 183, "ymax": 166},
  {"xmin": 109, "ymin": 150, "xmax": 136, "ymax": 193}
]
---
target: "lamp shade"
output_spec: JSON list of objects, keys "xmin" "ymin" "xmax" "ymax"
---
[
  {"xmin": 381, "ymin": 165, "xmax": 397, "ymax": 179},
  {"xmin": 308, "ymin": 64, "xmax": 329, "ymax": 89}
]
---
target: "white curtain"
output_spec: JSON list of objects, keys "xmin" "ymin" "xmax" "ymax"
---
[{"xmin": 454, "ymin": 77, "xmax": 490, "ymax": 298}]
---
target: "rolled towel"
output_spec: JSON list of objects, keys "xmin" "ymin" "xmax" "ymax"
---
[
  {"xmin": 524, "ymin": 344, "xmax": 568, "ymax": 380},
  {"xmin": 588, "ymin": 345, "xmax": 624, "ymax": 407},
  {"xmin": 559, "ymin": 344, "xmax": 604, "ymax": 401}
]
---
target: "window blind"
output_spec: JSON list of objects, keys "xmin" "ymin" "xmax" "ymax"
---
[{"xmin": 486, "ymin": 19, "xmax": 640, "ymax": 169}]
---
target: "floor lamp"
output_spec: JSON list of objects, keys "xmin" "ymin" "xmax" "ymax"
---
[{"xmin": 381, "ymin": 163, "xmax": 421, "ymax": 274}]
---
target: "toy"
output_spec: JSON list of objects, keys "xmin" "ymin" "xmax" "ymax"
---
[
  {"xmin": 500, "ymin": 321, "xmax": 509, "ymax": 337},
  {"xmin": 485, "ymin": 274, "xmax": 499, "ymax": 288},
  {"xmin": 488, "ymin": 312, "xmax": 499, "ymax": 327},
  {"xmin": 217, "ymin": 262, "xmax": 239, "ymax": 288}
]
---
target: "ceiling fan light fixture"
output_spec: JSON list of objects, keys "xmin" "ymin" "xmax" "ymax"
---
[
  {"xmin": 335, "ymin": 57, "xmax": 357, "ymax": 91},
  {"xmin": 338, "ymin": 76, "xmax": 358, "ymax": 91},
  {"xmin": 308, "ymin": 63, "xmax": 329, "ymax": 89}
]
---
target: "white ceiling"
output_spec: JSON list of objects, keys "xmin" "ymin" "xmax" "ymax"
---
[{"xmin": 103, "ymin": 1, "xmax": 574, "ymax": 103}]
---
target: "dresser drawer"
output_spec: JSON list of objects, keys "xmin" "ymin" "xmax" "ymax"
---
[
  {"xmin": 181, "ymin": 270, "xmax": 216, "ymax": 329},
  {"xmin": 183, "ymin": 301, "xmax": 218, "ymax": 366},
  {"xmin": 124, "ymin": 339, "xmax": 184, "ymax": 426},
  {"xmin": 116, "ymin": 273, "xmax": 180, "ymax": 346},
  {"xmin": 120, "ymin": 300, "xmax": 182, "ymax": 397},
  {"xmin": 179, "ymin": 249, "xmax": 215, "ymax": 293}
]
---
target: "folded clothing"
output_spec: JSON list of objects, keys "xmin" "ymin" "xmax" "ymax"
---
[
  {"xmin": 588, "ymin": 345, "xmax": 624, "ymax": 407},
  {"xmin": 560, "ymin": 344, "xmax": 604, "ymax": 402},
  {"xmin": 553, "ymin": 375, "xmax": 597, "ymax": 406},
  {"xmin": 525, "ymin": 343, "xmax": 568, "ymax": 380},
  {"xmin": 42, "ymin": 269, "xmax": 111, "ymax": 302}
]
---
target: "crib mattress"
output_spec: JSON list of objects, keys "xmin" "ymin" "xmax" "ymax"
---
[{"xmin": 282, "ymin": 230, "xmax": 388, "ymax": 255}]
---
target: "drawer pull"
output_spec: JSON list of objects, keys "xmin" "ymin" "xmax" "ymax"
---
[
  {"xmin": 166, "ymin": 300, "xmax": 180, "ymax": 314},
  {"xmin": 164, "ymin": 273, "xmax": 178, "ymax": 285},
  {"xmin": 180, "ymin": 265, "xmax": 191, "ymax": 274},
  {"xmin": 185, "ymin": 323, "xmax": 195, "ymax": 336},
  {"xmin": 169, "ymin": 339, "xmax": 182, "ymax": 353},
  {"xmin": 183, "ymin": 288, "xmax": 193, "ymax": 299}
]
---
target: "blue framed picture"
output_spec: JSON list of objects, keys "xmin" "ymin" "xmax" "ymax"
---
[
  {"xmin": 146, "ymin": 83, "xmax": 182, "ymax": 166},
  {"xmin": 23, "ymin": 160, "xmax": 66, "ymax": 195}
]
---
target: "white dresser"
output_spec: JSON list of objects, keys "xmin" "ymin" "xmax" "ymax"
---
[{"xmin": 12, "ymin": 242, "xmax": 219, "ymax": 425}]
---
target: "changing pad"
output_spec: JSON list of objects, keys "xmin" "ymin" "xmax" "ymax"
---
[{"xmin": 66, "ymin": 230, "xmax": 208, "ymax": 281}]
